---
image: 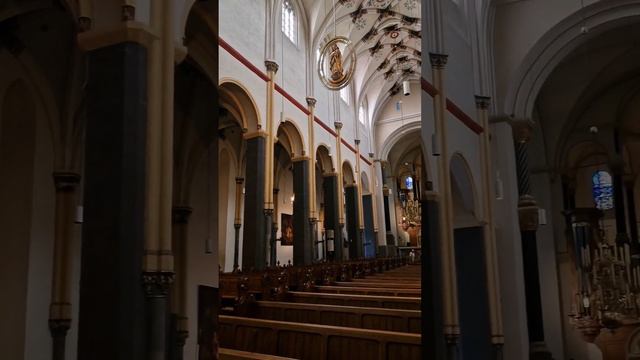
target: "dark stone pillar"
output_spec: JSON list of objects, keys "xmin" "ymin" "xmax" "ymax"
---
[
  {"xmin": 242, "ymin": 135, "xmax": 266, "ymax": 271},
  {"xmin": 323, "ymin": 174, "xmax": 342, "ymax": 261},
  {"xmin": 383, "ymin": 188, "xmax": 392, "ymax": 233},
  {"xmin": 421, "ymin": 195, "xmax": 445, "ymax": 359},
  {"xmin": 455, "ymin": 227, "xmax": 492, "ymax": 360},
  {"xmin": 293, "ymin": 159, "xmax": 312, "ymax": 265},
  {"xmin": 78, "ymin": 42, "xmax": 148, "ymax": 360},
  {"xmin": 613, "ymin": 167, "xmax": 628, "ymax": 241},
  {"xmin": 626, "ymin": 178, "xmax": 639, "ymax": 244},
  {"xmin": 345, "ymin": 185, "xmax": 361, "ymax": 259},
  {"xmin": 362, "ymin": 194, "xmax": 376, "ymax": 258},
  {"xmin": 512, "ymin": 121, "xmax": 551, "ymax": 359}
]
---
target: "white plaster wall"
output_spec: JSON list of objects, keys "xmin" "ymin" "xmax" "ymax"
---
[
  {"xmin": 219, "ymin": 0, "xmax": 369, "ymax": 199},
  {"xmin": 531, "ymin": 172, "xmax": 567, "ymax": 360},
  {"xmin": 492, "ymin": 121, "xmax": 529, "ymax": 360},
  {"xmin": 24, "ymin": 98, "xmax": 55, "ymax": 360},
  {"xmin": 492, "ymin": 0, "xmax": 600, "ymax": 112},
  {"xmin": 185, "ymin": 156, "xmax": 219, "ymax": 360}
]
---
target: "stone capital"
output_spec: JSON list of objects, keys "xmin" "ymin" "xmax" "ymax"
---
[
  {"xmin": 334, "ymin": 121, "xmax": 343, "ymax": 130},
  {"xmin": 306, "ymin": 97, "xmax": 317, "ymax": 107},
  {"xmin": 236, "ymin": 177, "xmax": 245, "ymax": 185},
  {"xmin": 518, "ymin": 195, "xmax": 539, "ymax": 231},
  {"xmin": 77, "ymin": 22, "xmax": 157, "ymax": 51},
  {"xmin": 265, "ymin": 60, "xmax": 279, "ymax": 74},
  {"xmin": 142, "ymin": 271, "xmax": 174, "ymax": 298},
  {"xmin": 121, "ymin": 4, "xmax": 135, "ymax": 21},
  {"xmin": 475, "ymin": 95, "xmax": 491, "ymax": 110},
  {"xmin": 510, "ymin": 118, "xmax": 534, "ymax": 144},
  {"xmin": 354, "ymin": 139, "xmax": 361, "ymax": 145},
  {"xmin": 53, "ymin": 172, "xmax": 81, "ymax": 192},
  {"xmin": 428, "ymin": 53, "xmax": 448, "ymax": 69},
  {"xmin": 172, "ymin": 206, "xmax": 193, "ymax": 225},
  {"xmin": 48, "ymin": 319, "xmax": 71, "ymax": 338}
]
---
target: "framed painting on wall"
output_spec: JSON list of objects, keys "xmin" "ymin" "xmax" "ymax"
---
[{"xmin": 281, "ymin": 213, "xmax": 293, "ymax": 246}]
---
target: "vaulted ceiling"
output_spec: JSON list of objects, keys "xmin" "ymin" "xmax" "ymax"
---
[{"xmin": 301, "ymin": 0, "xmax": 421, "ymax": 122}]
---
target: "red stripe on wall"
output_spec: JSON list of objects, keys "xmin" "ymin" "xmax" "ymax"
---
[
  {"xmin": 421, "ymin": 76, "xmax": 484, "ymax": 135},
  {"xmin": 421, "ymin": 77, "xmax": 438, "ymax": 97},
  {"xmin": 274, "ymin": 84, "xmax": 310, "ymax": 116},
  {"xmin": 446, "ymin": 99, "xmax": 483, "ymax": 134},
  {"xmin": 220, "ymin": 36, "xmax": 382, "ymax": 164},
  {"xmin": 219, "ymin": 37, "xmax": 269, "ymax": 82}
]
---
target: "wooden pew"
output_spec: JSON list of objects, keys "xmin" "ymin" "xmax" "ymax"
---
[
  {"xmin": 219, "ymin": 348, "xmax": 297, "ymax": 360},
  {"xmin": 314, "ymin": 285, "xmax": 421, "ymax": 297},
  {"xmin": 287, "ymin": 291, "xmax": 421, "ymax": 310},
  {"xmin": 334, "ymin": 281, "xmax": 421, "ymax": 289},
  {"xmin": 247, "ymin": 301, "xmax": 421, "ymax": 333},
  {"xmin": 219, "ymin": 315, "xmax": 421, "ymax": 360}
]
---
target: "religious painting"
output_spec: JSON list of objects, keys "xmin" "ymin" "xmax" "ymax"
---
[
  {"xmin": 317, "ymin": 36, "xmax": 356, "ymax": 90},
  {"xmin": 281, "ymin": 213, "xmax": 294, "ymax": 246}
]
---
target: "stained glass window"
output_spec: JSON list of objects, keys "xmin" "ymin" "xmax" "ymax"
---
[
  {"xmin": 282, "ymin": 0, "xmax": 297, "ymax": 44},
  {"xmin": 592, "ymin": 170, "xmax": 614, "ymax": 210},
  {"xmin": 405, "ymin": 176, "xmax": 414, "ymax": 190}
]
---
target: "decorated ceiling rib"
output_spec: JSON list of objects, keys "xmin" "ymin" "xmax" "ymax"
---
[{"xmin": 312, "ymin": 0, "xmax": 421, "ymax": 119}]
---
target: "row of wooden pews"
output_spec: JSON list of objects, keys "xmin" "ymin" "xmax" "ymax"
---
[{"xmin": 218, "ymin": 257, "xmax": 422, "ymax": 360}]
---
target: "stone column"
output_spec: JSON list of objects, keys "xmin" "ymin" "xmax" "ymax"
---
[
  {"xmin": 429, "ymin": 52, "xmax": 460, "ymax": 357},
  {"xmin": 345, "ymin": 184, "xmax": 362, "ymax": 259},
  {"xmin": 78, "ymin": 39, "xmax": 149, "ymax": 360},
  {"xmin": 49, "ymin": 172, "xmax": 81, "ymax": 360},
  {"xmin": 264, "ymin": 60, "xmax": 279, "ymax": 268},
  {"xmin": 234, "ymin": 178, "xmax": 244, "ymax": 270},
  {"xmin": 323, "ymin": 173, "xmax": 342, "ymax": 261},
  {"xmin": 171, "ymin": 206, "xmax": 192, "ymax": 360},
  {"xmin": 512, "ymin": 119, "xmax": 552, "ymax": 360},
  {"xmin": 272, "ymin": 188, "xmax": 279, "ymax": 266},
  {"xmin": 307, "ymin": 97, "xmax": 319, "ymax": 261},
  {"xmin": 625, "ymin": 176, "xmax": 638, "ymax": 243},
  {"xmin": 355, "ymin": 139, "xmax": 366, "ymax": 258},
  {"xmin": 293, "ymin": 157, "xmax": 312, "ymax": 265},
  {"xmin": 370, "ymin": 154, "xmax": 380, "ymax": 255},
  {"xmin": 335, "ymin": 122, "xmax": 346, "ymax": 260},
  {"xmin": 422, "ymin": 189, "xmax": 446, "ymax": 358},
  {"xmin": 475, "ymin": 95, "xmax": 504, "ymax": 358},
  {"xmin": 242, "ymin": 133, "xmax": 267, "ymax": 270}
]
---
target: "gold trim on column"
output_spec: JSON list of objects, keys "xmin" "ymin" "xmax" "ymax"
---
[
  {"xmin": 264, "ymin": 60, "xmax": 279, "ymax": 211},
  {"xmin": 335, "ymin": 122, "xmax": 345, "ymax": 225},
  {"xmin": 430, "ymin": 52, "xmax": 460, "ymax": 340},
  {"xmin": 475, "ymin": 94, "xmax": 504, "ymax": 346},
  {"xmin": 307, "ymin": 96, "xmax": 317, "ymax": 220}
]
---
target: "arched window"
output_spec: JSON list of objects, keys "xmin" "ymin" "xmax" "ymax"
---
[
  {"xmin": 592, "ymin": 170, "xmax": 614, "ymax": 210},
  {"xmin": 282, "ymin": 0, "xmax": 297, "ymax": 44},
  {"xmin": 405, "ymin": 176, "xmax": 414, "ymax": 190},
  {"xmin": 358, "ymin": 104, "xmax": 366, "ymax": 124}
]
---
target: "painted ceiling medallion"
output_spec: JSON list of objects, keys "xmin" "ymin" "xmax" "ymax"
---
[
  {"xmin": 318, "ymin": 36, "xmax": 356, "ymax": 91},
  {"xmin": 390, "ymin": 31, "xmax": 399, "ymax": 39}
]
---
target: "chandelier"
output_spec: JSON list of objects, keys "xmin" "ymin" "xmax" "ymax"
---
[{"xmin": 567, "ymin": 208, "xmax": 640, "ymax": 341}]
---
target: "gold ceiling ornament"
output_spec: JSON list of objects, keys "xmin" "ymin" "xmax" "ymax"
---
[{"xmin": 317, "ymin": 36, "xmax": 356, "ymax": 91}]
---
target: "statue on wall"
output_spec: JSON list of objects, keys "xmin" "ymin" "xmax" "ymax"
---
[{"xmin": 329, "ymin": 44, "xmax": 345, "ymax": 82}]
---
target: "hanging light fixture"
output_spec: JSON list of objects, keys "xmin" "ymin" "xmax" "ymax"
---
[{"xmin": 402, "ymin": 80, "xmax": 411, "ymax": 96}]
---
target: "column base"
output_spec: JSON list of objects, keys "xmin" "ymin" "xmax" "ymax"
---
[
  {"xmin": 530, "ymin": 342, "xmax": 553, "ymax": 360},
  {"xmin": 445, "ymin": 333, "xmax": 459, "ymax": 360},
  {"xmin": 49, "ymin": 319, "xmax": 71, "ymax": 360},
  {"xmin": 492, "ymin": 343, "xmax": 504, "ymax": 360}
]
